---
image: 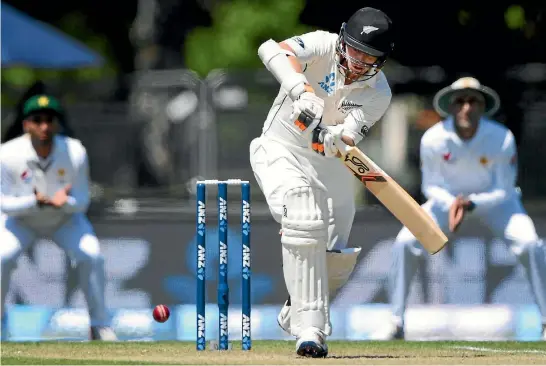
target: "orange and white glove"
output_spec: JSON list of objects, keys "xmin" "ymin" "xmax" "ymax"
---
[
  {"xmin": 289, "ymin": 92, "xmax": 324, "ymax": 136},
  {"xmin": 312, "ymin": 124, "xmax": 344, "ymax": 158}
]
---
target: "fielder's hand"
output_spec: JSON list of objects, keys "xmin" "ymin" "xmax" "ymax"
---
[
  {"xmin": 50, "ymin": 184, "xmax": 72, "ymax": 208},
  {"xmin": 311, "ymin": 124, "xmax": 345, "ymax": 158},
  {"xmin": 289, "ymin": 92, "xmax": 324, "ymax": 135},
  {"xmin": 448, "ymin": 195, "xmax": 475, "ymax": 232},
  {"xmin": 34, "ymin": 188, "xmax": 50, "ymax": 208}
]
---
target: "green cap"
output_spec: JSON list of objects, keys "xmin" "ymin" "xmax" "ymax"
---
[{"xmin": 23, "ymin": 95, "xmax": 64, "ymax": 117}]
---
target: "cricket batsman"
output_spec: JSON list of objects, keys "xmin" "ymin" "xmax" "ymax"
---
[
  {"xmin": 385, "ymin": 77, "xmax": 546, "ymax": 341},
  {"xmin": 0, "ymin": 95, "xmax": 117, "ymax": 341},
  {"xmin": 251, "ymin": 7, "xmax": 395, "ymax": 356}
]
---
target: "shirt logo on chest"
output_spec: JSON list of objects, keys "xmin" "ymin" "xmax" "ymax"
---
[
  {"xmin": 442, "ymin": 152, "xmax": 452, "ymax": 162},
  {"xmin": 338, "ymin": 100, "xmax": 363, "ymax": 113},
  {"xmin": 479, "ymin": 156, "xmax": 489, "ymax": 166},
  {"xmin": 21, "ymin": 169, "xmax": 32, "ymax": 183},
  {"xmin": 318, "ymin": 72, "xmax": 335, "ymax": 94},
  {"xmin": 58, "ymin": 168, "xmax": 67, "ymax": 183}
]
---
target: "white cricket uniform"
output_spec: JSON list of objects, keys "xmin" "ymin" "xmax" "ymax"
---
[
  {"xmin": 0, "ymin": 134, "xmax": 108, "ymax": 331},
  {"xmin": 250, "ymin": 31, "xmax": 392, "ymax": 339},
  {"xmin": 389, "ymin": 117, "xmax": 546, "ymax": 326},
  {"xmin": 251, "ymin": 30, "xmax": 392, "ymax": 251}
]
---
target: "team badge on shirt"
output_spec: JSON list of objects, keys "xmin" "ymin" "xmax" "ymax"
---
[
  {"xmin": 318, "ymin": 73, "xmax": 336, "ymax": 94},
  {"xmin": 338, "ymin": 100, "xmax": 363, "ymax": 113},
  {"xmin": 20, "ymin": 169, "xmax": 32, "ymax": 183},
  {"xmin": 58, "ymin": 168, "xmax": 67, "ymax": 183},
  {"xmin": 442, "ymin": 152, "xmax": 452, "ymax": 162},
  {"xmin": 479, "ymin": 156, "xmax": 489, "ymax": 166}
]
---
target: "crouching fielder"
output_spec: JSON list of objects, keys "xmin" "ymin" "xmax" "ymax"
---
[
  {"xmin": 386, "ymin": 77, "xmax": 546, "ymax": 341},
  {"xmin": 251, "ymin": 8, "xmax": 395, "ymax": 356},
  {"xmin": 0, "ymin": 95, "xmax": 116, "ymax": 341}
]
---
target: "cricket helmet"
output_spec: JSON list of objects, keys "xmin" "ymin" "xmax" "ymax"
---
[{"xmin": 336, "ymin": 7, "xmax": 395, "ymax": 81}]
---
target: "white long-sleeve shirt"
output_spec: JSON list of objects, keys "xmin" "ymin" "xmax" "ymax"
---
[
  {"xmin": 1, "ymin": 134, "xmax": 91, "ymax": 230},
  {"xmin": 262, "ymin": 31, "xmax": 392, "ymax": 148},
  {"xmin": 420, "ymin": 117, "xmax": 518, "ymax": 211}
]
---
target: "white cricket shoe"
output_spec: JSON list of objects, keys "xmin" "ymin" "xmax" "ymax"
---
[
  {"xmin": 90, "ymin": 326, "xmax": 118, "ymax": 341},
  {"xmin": 277, "ymin": 298, "xmax": 292, "ymax": 335},
  {"xmin": 296, "ymin": 327, "xmax": 328, "ymax": 358},
  {"xmin": 373, "ymin": 318, "xmax": 405, "ymax": 340}
]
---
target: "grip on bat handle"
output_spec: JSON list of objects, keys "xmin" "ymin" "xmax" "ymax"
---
[{"xmin": 334, "ymin": 136, "xmax": 351, "ymax": 156}]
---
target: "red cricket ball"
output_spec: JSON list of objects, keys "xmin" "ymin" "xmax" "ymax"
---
[{"xmin": 153, "ymin": 304, "xmax": 170, "ymax": 323}]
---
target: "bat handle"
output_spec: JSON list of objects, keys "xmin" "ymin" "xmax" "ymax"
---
[{"xmin": 334, "ymin": 136, "xmax": 351, "ymax": 156}]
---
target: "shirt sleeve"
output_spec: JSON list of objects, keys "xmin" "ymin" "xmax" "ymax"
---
[
  {"xmin": 0, "ymin": 161, "xmax": 38, "ymax": 216},
  {"xmin": 420, "ymin": 137, "xmax": 456, "ymax": 209},
  {"xmin": 342, "ymin": 90, "xmax": 391, "ymax": 144},
  {"xmin": 467, "ymin": 131, "xmax": 517, "ymax": 209},
  {"xmin": 63, "ymin": 147, "xmax": 91, "ymax": 213},
  {"xmin": 283, "ymin": 31, "xmax": 334, "ymax": 67}
]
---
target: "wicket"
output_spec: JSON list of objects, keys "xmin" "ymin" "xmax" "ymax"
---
[{"xmin": 196, "ymin": 179, "xmax": 251, "ymax": 351}]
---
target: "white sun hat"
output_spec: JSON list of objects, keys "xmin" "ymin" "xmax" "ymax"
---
[{"xmin": 433, "ymin": 76, "xmax": 500, "ymax": 118}]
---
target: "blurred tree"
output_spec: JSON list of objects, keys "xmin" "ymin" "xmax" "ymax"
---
[
  {"xmin": 0, "ymin": 10, "xmax": 117, "ymax": 105},
  {"xmin": 185, "ymin": 0, "xmax": 313, "ymax": 77},
  {"xmin": 1, "ymin": 1, "xmax": 136, "ymax": 101},
  {"xmin": 130, "ymin": 0, "xmax": 212, "ymax": 70}
]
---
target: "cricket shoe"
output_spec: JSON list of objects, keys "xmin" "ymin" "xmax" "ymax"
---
[
  {"xmin": 277, "ymin": 297, "xmax": 292, "ymax": 335},
  {"xmin": 296, "ymin": 327, "xmax": 328, "ymax": 358},
  {"xmin": 90, "ymin": 326, "xmax": 118, "ymax": 341},
  {"xmin": 373, "ymin": 318, "xmax": 405, "ymax": 340}
]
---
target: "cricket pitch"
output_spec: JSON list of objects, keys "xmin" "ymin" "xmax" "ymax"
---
[{"xmin": 2, "ymin": 340, "xmax": 546, "ymax": 365}]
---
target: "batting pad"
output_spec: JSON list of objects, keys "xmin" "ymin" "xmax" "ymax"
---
[{"xmin": 281, "ymin": 186, "xmax": 330, "ymax": 337}]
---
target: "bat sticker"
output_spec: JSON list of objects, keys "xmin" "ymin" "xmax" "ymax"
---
[
  {"xmin": 344, "ymin": 154, "xmax": 369, "ymax": 174},
  {"xmin": 344, "ymin": 153, "xmax": 387, "ymax": 182}
]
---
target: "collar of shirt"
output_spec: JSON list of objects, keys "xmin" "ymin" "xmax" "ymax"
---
[
  {"xmin": 24, "ymin": 134, "xmax": 59, "ymax": 169},
  {"xmin": 331, "ymin": 53, "xmax": 379, "ymax": 90},
  {"xmin": 338, "ymin": 70, "xmax": 378, "ymax": 90},
  {"xmin": 444, "ymin": 116, "xmax": 487, "ymax": 147}
]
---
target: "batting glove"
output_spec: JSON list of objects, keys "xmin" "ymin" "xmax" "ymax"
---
[
  {"xmin": 289, "ymin": 92, "xmax": 324, "ymax": 136},
  {"xmin": 312, "ymin": 124, "xmax": 345, "ymax": 158}
]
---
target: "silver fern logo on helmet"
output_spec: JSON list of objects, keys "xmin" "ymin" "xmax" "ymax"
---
[{"xmin": 361, "ymin": 26, "xmax": 379, "ymax": 35}]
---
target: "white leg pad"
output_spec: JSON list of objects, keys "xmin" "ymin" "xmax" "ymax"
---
[
  {"xmin": 326, "ymin": 248, "xmax": 361, "ymax": 296},
  {"xmin": 277, "ymin": 247, "xmax": 362, "ymax": 336},
  {"xmin": 281, "ymin": 186, "xmax": 330, "ymax": 337}
]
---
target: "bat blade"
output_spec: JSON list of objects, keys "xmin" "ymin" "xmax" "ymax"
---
[{"xmin": 340, "ymin": 144, "xmax": 448, "ymax": 254}]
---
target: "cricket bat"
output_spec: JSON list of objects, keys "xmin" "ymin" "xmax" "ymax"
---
[{"xmin": 336, "ymin": 139, "xmax": 448, "ymax": 254}]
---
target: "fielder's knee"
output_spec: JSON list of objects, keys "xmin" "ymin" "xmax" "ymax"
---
[
  {"xmin": 75, "ymin": 235, "xmax": 103, "ymax": 263},
  {"xmin": 0, "ymin": 231, "xmax": 23, "ymax": 265},
  {"xmin": 393, "ymin": 227, "xmax": 423, "ymax": 257},
  {"xmin": 511, "ymin": 238, "xmax": 543, "ymax": 259}
]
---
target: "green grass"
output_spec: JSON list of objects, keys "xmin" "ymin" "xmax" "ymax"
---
[
  {"xmin": 1, "ymin": 357, "xmax": 163, "ymax": 365},
  {"xmin": 2, "ymin": 341, "xmax": 545, "ymax": 365}
]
